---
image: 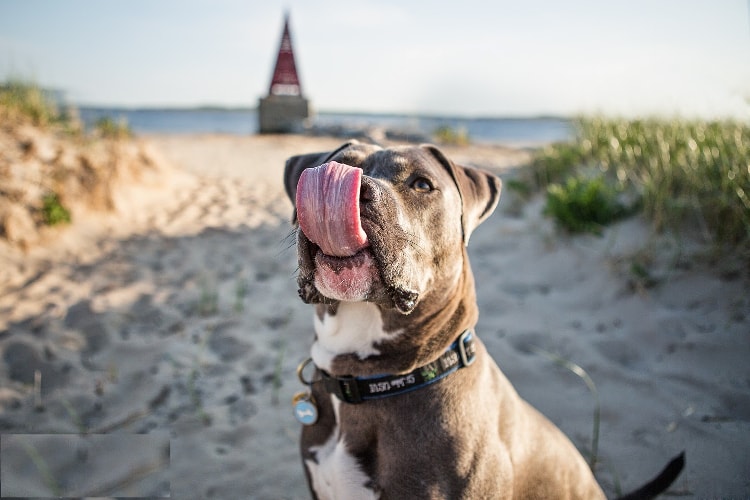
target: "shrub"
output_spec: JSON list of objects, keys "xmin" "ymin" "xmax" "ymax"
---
[
  {"xmin": 545, "ymin": 176, "xmax": 630, "ymax": 234},
  {"xmin": 41, "ymin": 193, "xmax": 72, "ymax": 226},
  {"xmin": 433, "ymin": 125, "xmax": 470, "ymax": 146}
]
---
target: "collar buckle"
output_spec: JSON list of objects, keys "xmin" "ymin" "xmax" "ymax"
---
[{"xmin": 458, "ymin": 329, "xmax": 476, "ymax": 367}]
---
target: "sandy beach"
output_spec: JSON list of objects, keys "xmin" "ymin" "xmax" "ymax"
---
[{"xmin": 1, "ymin": 132, "xmax": 748, "ymax": 498}]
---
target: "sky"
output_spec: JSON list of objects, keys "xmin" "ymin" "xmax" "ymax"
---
[{"xmin": 0, "ymin": 0, "xmax": 748, "ymax": 118}]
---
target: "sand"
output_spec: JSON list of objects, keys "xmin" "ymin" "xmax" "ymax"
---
[{"xmin": 0, "ymin": 133, "xmax": 748, "ymax": 498}]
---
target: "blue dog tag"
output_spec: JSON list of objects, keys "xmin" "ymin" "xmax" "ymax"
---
[{"xmin": 293, "ymin": 392, "xmax": 318, "ymax": 425}]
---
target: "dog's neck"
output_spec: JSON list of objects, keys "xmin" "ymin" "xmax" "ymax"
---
[
  {"xmin": 311, "ymin": 252, "xmax": 479, "ymax": 377},
  {"xmin": 311, "ymin": 301, "xmax": 394, "ymax": 374}
]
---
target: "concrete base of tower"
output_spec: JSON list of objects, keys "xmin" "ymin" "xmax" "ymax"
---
[{"xmin": 258, "ymin": 95, "xmax": 311, "ymax": 134}]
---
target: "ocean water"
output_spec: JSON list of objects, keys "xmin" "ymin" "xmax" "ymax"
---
[{"xmin": 78, "ymin": 107, "xmax": 573, "ymax": 147}]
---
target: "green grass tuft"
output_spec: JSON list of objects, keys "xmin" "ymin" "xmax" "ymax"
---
[
  {"xmin": 94, "ymin": 116, "xmax": 133, "ymax": 139},
  {"xmin": 0, "ymin": 80, "xmax": 63, "ymax": 127},
  {"xmin": 545, "ymin": 176, "xmax": 631, "ymax": 234},
  {"xmin": 41, "ymin": 193, "xmax": 72, "ymax": 226},
  {"xmin": 433, "ymin": 125, "xmax": 470, "ymax": 146}
]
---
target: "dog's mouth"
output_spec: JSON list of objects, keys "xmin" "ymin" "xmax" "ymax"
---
[
  {"xmin": 295, "ymin": 162, "xmax": 418, "ymax": 313},
  {"xmin": 306, "ymin": 243, "xmax": 418, "ymax": 314},
  {"xmin": 296, "ymin": 162, "xmax": 376, "ymax": 302}
]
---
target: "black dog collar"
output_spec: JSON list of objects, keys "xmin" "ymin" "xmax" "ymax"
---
[{"xmin": 319, "ymin": 330, "xmax": 476, "ymax": 404}]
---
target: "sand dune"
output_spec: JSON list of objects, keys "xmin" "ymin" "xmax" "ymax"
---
[{"xmin": 0, "ymin": 133, "xmax": 748, "ymax": 498}]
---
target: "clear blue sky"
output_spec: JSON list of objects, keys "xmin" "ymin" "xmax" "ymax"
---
[{"xmin": 1, "ymin": 0, "xmax": 748, "ymax": 118}]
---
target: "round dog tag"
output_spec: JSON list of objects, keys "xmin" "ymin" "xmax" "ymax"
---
[{"xmin": 292, "ymin": 392, "xmax": 318, "ymax": 426}]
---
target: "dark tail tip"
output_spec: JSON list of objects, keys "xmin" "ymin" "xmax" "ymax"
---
[{"xmin": 617, "ymin": 451, "xmax": 685, "ymax": 500}]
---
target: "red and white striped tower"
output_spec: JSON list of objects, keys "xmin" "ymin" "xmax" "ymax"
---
[
  {"xmin": 258, "ymin": 13, "xmax": 310, "ymax": 133},
  {"xmin": 268, "ymin": 14, "xmax": 303, "ymax": 96}
]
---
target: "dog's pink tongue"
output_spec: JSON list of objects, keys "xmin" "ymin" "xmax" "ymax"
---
[{"xmin": 296, "ymin": 161, "xmax": 369, "ymax": 257}]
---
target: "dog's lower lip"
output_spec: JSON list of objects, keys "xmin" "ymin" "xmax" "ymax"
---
[{"xmin": 316, "ymin": 248, "xmax": 371, "ymax": 271}]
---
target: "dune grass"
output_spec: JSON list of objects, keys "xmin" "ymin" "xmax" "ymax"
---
[
  {"xmin": 0, "ymin": 79, "xmax": 132, "ymax": 138},
  {"xmin": 0, "ymin": 80, "xmax": 64, "ymax": 127},
  {"xmin": 93, "ymin": 116, "xmax": 133, "ymax": 139},
  {"xmin": 527, "ymin": 117, "xmax": 749, "ymax": 253}
]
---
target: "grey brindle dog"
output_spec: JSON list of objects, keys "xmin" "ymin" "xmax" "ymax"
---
[{"xmin": 284, "ymin": 141, "xmax": 683, "ymax": 499}]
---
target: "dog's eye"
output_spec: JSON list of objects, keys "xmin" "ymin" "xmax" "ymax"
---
[{"xmin": 411, "ymin": 177, "xmax": 434, "ymax": 193}]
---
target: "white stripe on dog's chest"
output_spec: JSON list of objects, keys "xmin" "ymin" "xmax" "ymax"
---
[
  {"xmin": 305, "ymin": 397, "xmax": 379, "ymax": 500},
  {"xmin": 311, "ymin": 302, "xmax": 397, "ymax": 372}
]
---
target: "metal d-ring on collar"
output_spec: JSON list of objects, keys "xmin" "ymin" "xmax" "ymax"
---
[{"xmin": 297, "ymin": 357, "xmax": 317, "ymax": 386}]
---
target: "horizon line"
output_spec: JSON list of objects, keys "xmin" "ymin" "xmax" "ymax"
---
[{"xmin": 73, "ymin": 103, "xmax": 573, "ymax": 121}]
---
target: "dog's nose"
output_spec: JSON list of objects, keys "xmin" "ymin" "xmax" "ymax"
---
[{"xmin": 359, "ymin": 177, "xmax": 379, "ymax": 205}]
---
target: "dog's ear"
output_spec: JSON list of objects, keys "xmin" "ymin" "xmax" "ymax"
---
[
  {"xmin": 284, "ymin": 141, "xmax": 356, "ymax": 223},
  {"xmin": 423, "ymin": 145, "xmax": 502, "ymax": 245}
]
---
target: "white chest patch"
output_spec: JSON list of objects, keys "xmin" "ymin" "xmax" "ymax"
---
[
  {"xmin": 311, "ymin": 302, "xmax": 399, "ymax": 372},
  {"xmin": 305, "ymin": 396, "xmax": 379, "ymax": 500}
]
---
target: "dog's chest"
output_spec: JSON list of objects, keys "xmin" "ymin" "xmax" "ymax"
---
[{"xmin": 305, "ymin": 396, "xmax": 379, "ymax": 500}]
